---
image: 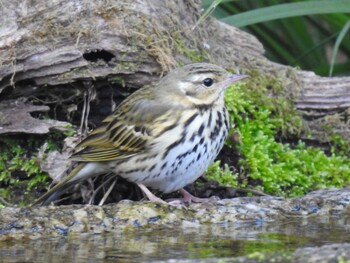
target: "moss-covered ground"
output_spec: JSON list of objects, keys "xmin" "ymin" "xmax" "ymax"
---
[{"xmin": 206, "ymin": 73, "xmax": 350, "ymax": 197}]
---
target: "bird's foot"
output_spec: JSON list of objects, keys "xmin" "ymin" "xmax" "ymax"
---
[
  {"xmin": 137, "ymin": 184, "xmax": 187, "ymax": 208},
  {"xmin": 137, "ymin": 183, "xmax": 167, "ymax": 204},
  {"xmin": 136, "ymin": 184, "xmax": 217, "ymax": 208},
  {"xmin": 179, "ymin": 188, "xmax": 219, "ymax": 204}
]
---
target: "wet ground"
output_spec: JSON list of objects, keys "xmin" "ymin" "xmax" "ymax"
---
[
  {"xmin": 1, "ymin": 188, "xmax": 350, "ymax": 262},
  {"xmin": 1, "ymin": 215, "xmax": 349, "ymax": 263}
]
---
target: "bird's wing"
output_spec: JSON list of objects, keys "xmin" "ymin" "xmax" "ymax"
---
[{"xmin": 72, "ymin": 94, "xmax": 179, "ymax": 162}]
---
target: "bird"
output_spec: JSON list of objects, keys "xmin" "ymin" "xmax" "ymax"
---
[{"xmin": 33, "ymin": 63, "xmax": 248, "ymax": 206}]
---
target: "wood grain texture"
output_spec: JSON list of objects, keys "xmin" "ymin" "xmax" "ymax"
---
[{"xmin": 0, "ymin": 0, "xmax": 349, "ymax": 141}]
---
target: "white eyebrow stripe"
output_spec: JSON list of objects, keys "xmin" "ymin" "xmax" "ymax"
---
[{"xmin": 189, "ymin": 73, "xmax": 215, "ymax": 82}]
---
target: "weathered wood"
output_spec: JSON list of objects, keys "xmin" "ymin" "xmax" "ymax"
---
[
  {"xmin": 0, "ymin": 0, "xmax": 349, "ymax": 141},
  {"xmin": 0, "ymin": 100, "xmax": 69, "ymax": 134}
]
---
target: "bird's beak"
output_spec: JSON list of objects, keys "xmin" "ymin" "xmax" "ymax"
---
[
  {"xmin": 221, "ymin": 74, "xmax": 248, "ymax": 89},
  {"xmin": 228, "ymin": 74, "xmax": 249, "ymax": 83}
]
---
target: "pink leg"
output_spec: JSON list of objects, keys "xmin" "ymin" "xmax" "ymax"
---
[
  {"xmin": 180, "ymin": 188, "xmax": 216, "ymax": 203},
  {"xmin": 137, "ymin": 183, "xmax": 167, "ymax": 204},
  {"xmin": 137, "ymin": 184, "xmax": 216, "ymax": 206},
  {"xmin": 137, "ymin": 183, "xmax": 185, "ymax": 208}
]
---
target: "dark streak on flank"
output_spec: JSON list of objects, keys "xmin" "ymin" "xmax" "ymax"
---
[
  {"xmin": 161, "ymin": 162, "xmax": 167, "ymax": 170},
  {"xmin": 198, "ymin": 123, "xmax": 205, "ymax": 137},
  {"xmin": 162, "ymin": 112, "xmax": 198, "ymax": 159},
  {"xmin": 207, "ymin": 111, "xmax": 212, "ymax": 127},
  {"xmin": 148, "ymin": 164, "xmax": 156, "ymax": 172},
  {"xmin": 162, "ymin": 135, "xmax": 186, "ymax": 160},
  {"xmin": 189, "ymin": 133, "xmax": 196, "ymax": 142},
  {"xmin": 222, "ymin": 108, "xmax": 229, "ymax": 129},
  {"xmin": 157, "ymin": 123, "xmax": 177, "ymax": 137}
]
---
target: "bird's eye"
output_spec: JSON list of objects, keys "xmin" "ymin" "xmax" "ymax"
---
[{"xmin": 203, "ymin": 78, "xmax": 214, "ymax": 87}]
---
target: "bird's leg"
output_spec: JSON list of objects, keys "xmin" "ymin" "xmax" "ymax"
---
[
  {"xmin": 179, "ymin": 188, "xmax": 217, "ymax": 203},
  {"xmin": 136, "ymin": 184, "xmax": 214, "ymax": 206},
  {"xmin": 136, "ymin": 183, "xmax": 167, "ymax": 204},
  {"xmin": 137, "ymin": 183, "xmax": 186, "ymax": 208}
]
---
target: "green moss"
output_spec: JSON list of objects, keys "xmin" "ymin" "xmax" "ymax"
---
[
  {"xmin": 331, "ymin": 134, "xmax": 350, "ymax": 156},
  {"xmin": 109, "ymin": 75, "xmax": 126, "ymax": 88},
  {"xmin": 63, "ymin": 124, "xmax": 76, "ymax": 137},
  {"xmin": 206, "ymin": 74, "xmax": 350, "ymax": 197},
  {"xmin": 172, "ymin": 32, "xmax": 210, "ymax": 63},
  {"xmin": 338, "ymin": 256, "xmax": 350, "ymax": 263},
  {"xmin": 205, "ymin": 161, "xmax": 239, "ymax": 188},
  {"xmin": 0, "ymin": 134, "xmax": 64, "ymax": 206},
  {"xmin": 114, "ymin": 60, "xmax": 141, "ymax": 73}
]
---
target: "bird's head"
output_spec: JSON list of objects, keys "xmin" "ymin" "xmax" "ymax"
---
[{"xmin": 160, "ymin": 63, "xmax": 248, "ymax": 107}]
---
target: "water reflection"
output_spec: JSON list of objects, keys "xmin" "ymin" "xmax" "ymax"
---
[{"xmin": 1, "ymin": 216, "xmax": 349, "ymax": 263}]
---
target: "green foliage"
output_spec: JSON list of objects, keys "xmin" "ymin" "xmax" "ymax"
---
[
  {"xmin": 218, "ymin": 1, "xmax": 350, "ymax": 27},
  {"xmin": 173, "ymin": 32, "xmax": 208, "ymax": 63},
  {"xmin": 201, "ymin": 0, "xmax": 350, "ymax": 193},
  {"xmin": 338, "ymin": 256, "xmax": 350, "ymax": 263},
  {"xmin": 0, "ymin": 136, "xmax": 62, "ymax": 206},
  {"xmin": 203, "ymin": 0, "xmax": 350, "ymax": 76},
  {"xmin": 208, "ymin": 81, "xmax": 350, "ymax": 197},
  {"xmin": 205, "ymin": 161, "xmax": 239, "ymax": 188},
  {"xmin": 331, "ymin": 134, "xmax": 350, "ymax": 156},
  {"xmin": 63, "ymin": 124, "xmax": 76, "ymax": 137}
]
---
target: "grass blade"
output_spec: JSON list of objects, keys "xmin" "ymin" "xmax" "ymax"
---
[
  {"xmin": 329, "ymin": 20, "xmax": 350, "ymax": 76},
  {"xmin": 221, "ymin": 0, "xmax": 350, "ymax": 27}
]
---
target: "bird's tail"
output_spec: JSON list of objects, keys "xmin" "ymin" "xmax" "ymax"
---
[{"xmin": 32, "ymin": 163, "xmax": 96, "ymax": 206}]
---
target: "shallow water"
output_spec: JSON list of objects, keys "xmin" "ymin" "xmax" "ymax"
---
[{"xmin": 1, "ymin": 216, "xmax": 349, "ymax": 263}]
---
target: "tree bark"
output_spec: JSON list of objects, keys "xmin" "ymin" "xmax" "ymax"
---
[{"xmin": 0, "ymin": 0, "xmax": 349, "ymax": 142}]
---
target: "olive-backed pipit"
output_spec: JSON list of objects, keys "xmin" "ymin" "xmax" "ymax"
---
[{"xmin": 34, "ymin": 63, "xmax": 247, "ymax": 206}]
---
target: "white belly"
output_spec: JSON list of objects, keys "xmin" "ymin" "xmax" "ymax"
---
[{"xmin": 109, "ymin": 106, "xmax": 229, "ymax": 193}]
